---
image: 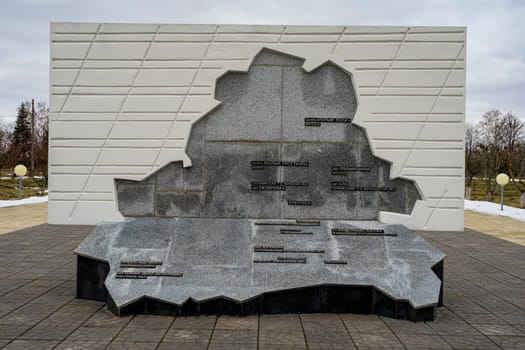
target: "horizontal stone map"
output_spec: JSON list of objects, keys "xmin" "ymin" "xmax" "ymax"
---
[{"xmin": 75, "ymin": 49, "xmax": 445, "ymax": 321}]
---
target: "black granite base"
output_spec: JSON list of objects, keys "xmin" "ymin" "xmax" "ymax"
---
[
  {"xmin": 76, "ymin": 255, "xmax": 109, "ymax": 301},
  {"xmin": 77, "ymin": 255, "xmax": 444, "ymax": 321}
]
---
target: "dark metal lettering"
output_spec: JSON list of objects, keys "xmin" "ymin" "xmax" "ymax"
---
[
  {"xmin": 120, "ymin": 260, "xmax": 162, "ymax": 266},
  {"xmin": 284, "ymin": 249, "xmax": 325, "ymax": 254},
  {"xmin": 304, "ymin": 118, "xmax": 352, "ymax": 127},
  {"xmin": 254, "ymin": 246, "xmax": 284, "ymax": 252},
  {"xmin": 115, "ymin": 271, "xmax": 183, "ymax": 279},
  {"xmin": 331, "ymin": 166, "xmax": 371, "ymax": 175},
  {"xmin": 332, "ymin": 228, "xmax": 397, "ymax": 237},
  {"xmin": 254, "ymin": 220, "xmax": 320, "ymax": 226},
  {"xmin": 287, "ymin": 200, "xmax": 312, "ymax": 206},
  {"xmin": 280, "ymin": 229, "xmax": 313, "ymax": 235},
  {"xmin": 330, "ymin": 182, "xmax": 396, "ymax": 192},
  {"xmin": 251, "ymin": 161, "xmax": 309, "ymax": 170},
  {"xmin": 251, "ymin": 182, "xmax": 308, "ymax": 191},
  {"xmin": 253, "ymin": 259, "xmax": 306, "ymax": 264},
  {"xmin": 324, "ymin": 260, "xmax": 348, "ymax": 265}
]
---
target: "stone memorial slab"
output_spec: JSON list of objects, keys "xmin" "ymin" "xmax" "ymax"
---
[{"xmin": 75, "ymin": 48, "xmax": 445, "ymax": 321}]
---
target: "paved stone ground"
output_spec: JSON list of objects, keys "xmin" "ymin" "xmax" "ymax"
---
[{"xmin": 0, "ymin": 224, "xmax": 524, "ymax": 349}]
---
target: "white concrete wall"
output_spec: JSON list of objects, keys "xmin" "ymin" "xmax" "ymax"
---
[{"xmin": 49, "ymin": 23, "xmax": 466, "ymax": 230}]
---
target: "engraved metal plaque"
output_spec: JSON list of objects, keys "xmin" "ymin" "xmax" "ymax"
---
[
  {"xmin": 119, "ymin": 260, "xmax": 163, "ymax": 269},
  {"xmin": 332, "ymin": 228, "xmax": 397, "ymax": 237},
  {"xmin": 255, "ymin": 220, "xmax": 320, "ymax": 226},
  {"xmin": 287, "ymin": 200, "xmax": 312, "ymax": 206},
  {"xmin": 331, "ymin": 181, "xmax": 396, "ymax": 192},
  {"xmin": 280, "ymin": 229, "xmax": 313, "ymax": 235},
  {"xmin": 251, "ymin": 161, "xmax": 309, "ymax": 170},
  {"xmin": 304, "ymin": 117, "xmax": 352, "ymax": 127},
  {"xmin": 251, "ymin": 182, "xmax": 308, "ymax": 191},
  {"xmin": 331, "ymin": 166, "xmax": 370, "ymax": 176},
  {"xmin": 115, "ymin": 271, "xmax": 183, "ymax": 279},
  {"xmin": 253, "ymin": 258, "xmax": 306, "ymax": 264},
  {"xmin": 324, "ymin": 260, "xmax": 348, "ymax": 265}
]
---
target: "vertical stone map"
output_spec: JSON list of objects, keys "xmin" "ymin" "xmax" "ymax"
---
[{"xmin": 116, "ymin": 49, "xmax": 421, "ymax": 220}]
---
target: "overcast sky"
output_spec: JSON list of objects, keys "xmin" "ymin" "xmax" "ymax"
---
[{"xmin": 0, "ymin": 0, "xmax": 523, "ymax": 123}]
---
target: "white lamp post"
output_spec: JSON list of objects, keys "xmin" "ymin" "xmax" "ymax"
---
[
  {"xmin": 14, "ymin": 164, "xmax": 27, "ymax": 200},
  {"xmin": 496, "ymin": 173, "xmax": 510, "ymax": 211}
]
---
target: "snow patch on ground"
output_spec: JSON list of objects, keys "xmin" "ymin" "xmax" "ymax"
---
[
  {"xmin": 0, "ymin": 196, "xmax": 48, "ymax": 208},
  {"xmin": 465, "ymin": 200, "xmax": 525, "ymax": 223}
]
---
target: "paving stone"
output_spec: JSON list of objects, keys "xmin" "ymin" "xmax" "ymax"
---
[
  {"xmin": 106, "ymin": 342, "xmax": 160, "ymax": 350},
  {"xmin": 427, "ymin": 321, "xmax": 482, "ymax": 336},
  {"xmin": 258, "ymin": 329, "xmax": 307, "ymax": 346},
  {"xmin": 114, "ymin": 327, "xmax": 167, "ymax": 343},
  {"xmin": 209, "ymin": 329, "xmax": 257, "ymax": 344},
  {"xmin": 382, "ymin": 318, "xmax": 437, "ymax": 334},
  {"xmin": 215, "ymin": 315, "xmax": 258, "ymax": 330},
  {"xmin": 471, "ymin": 324, "xmax": 524, "ymax": 336},
  {"xmin": 170, "ymin": 316, "xmax": 217, "ymax": 329},
  {"xmin": 350, "ymin": 332, "xmax": 404, "ymax": 349},
  {"xmin": 162, "ymin": 328, "xmax": 213, "ymax": 343},
  {"xmin": 303, "ymin": 329, "xmax": 355, "ymax": 347},
  {"xmin": 0, "ymin": 324, "xmax": 32, "ymax": 340},
  {"xmin": 54, "ymin": 339, "xmax": 110, "ymax": 350},
  {"xmin": 396, "ymin": 333, "xmax": 452, "ymax": 349},
  {"xmin": 18, "ymin": 324, "xmax": 76, "ymax": 341},
  {"xmin": 127, "ymin": 315, "xmax": 174, "ymax": 329},
  {"xmin": 443, "ymin": 335, "xmax": 501, "ymax": 349},
  {"xmin": 158, "ymin": 342, "xmax": 208, "ymax": 350},
  {"xmin": 2, "ymin": 340, "xmax": 60, "ymax": 349},
  {"xmin": 67, "ymin": 326, "xmax": 122, "ymax": 341},
  {"xmin": 488, "ymin": 336, "xmax": 525, "ymax": 350}
]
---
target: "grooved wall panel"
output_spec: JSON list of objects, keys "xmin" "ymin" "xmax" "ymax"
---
[{"xmin": 49, "ymin": 23, "xmax": 466, "ymax": 230}]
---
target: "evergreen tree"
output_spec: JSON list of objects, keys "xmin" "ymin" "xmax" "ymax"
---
[{"xmin": 10, "ymin": 102, "xmax": 31, "ymax": 165}]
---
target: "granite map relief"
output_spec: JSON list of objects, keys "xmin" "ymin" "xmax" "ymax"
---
[{"xmin": 75, "ymin": 49, "xmax": 445, "ymax": 320}]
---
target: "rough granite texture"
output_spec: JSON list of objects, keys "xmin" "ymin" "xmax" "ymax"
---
[
  {"xmin": 115, "ymin": 49, "xmax": 421, "ymax": 220},
  {"xmin": 77, "ymin": 49, "xmax": 443, "ymax": 315},
  {"xmin": 75, "ymin": 218, "xmax": 445, "ymax": 309}
]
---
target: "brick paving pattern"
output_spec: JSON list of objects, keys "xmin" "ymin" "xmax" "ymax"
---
[{"xmin": 0, "ymin": 224, "xmax": 524, "ymax": 349}]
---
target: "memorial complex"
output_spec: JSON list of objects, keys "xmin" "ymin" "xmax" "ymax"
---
[{"xmin": 48, "ymin": 23, "xmax": 466, "ymax": 321}]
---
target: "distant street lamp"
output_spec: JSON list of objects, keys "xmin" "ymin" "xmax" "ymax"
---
[
  {"xmin": 14, "ymin": 164, "xmax": 27, "ymax": 200},
  {"xmin": 496, "ymin": 173, "xmax": 510, "ymax": 211}
]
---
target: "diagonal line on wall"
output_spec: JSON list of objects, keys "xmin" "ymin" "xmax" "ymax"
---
[
  {"xmin": 277, "ymin": 25, "xmax": 287, "ymax": 44},
  {"xmin": 331, "ymin": 26, "xmax": 347, "ymax": 55},
  {"xmin": 55, "ymin": 24, "xmax": 101, "ymax": 121},
  {"xmin": 424, "ymin": 189, "xmax": 448, "ymax": 229},
  {"xmin": 399, "ymin": 44, "xmax": 465, "ymax": 175},
  {"xmin": 375, "ymin": 28, "xmax": 409, "ymax": 96},
  {"xmin": 67, "ymin": 25, "xmax": 161, "ymax": 220},
  {"xmin": 149, "ymin": 25, "xmax": 220, "ymax": 172}
]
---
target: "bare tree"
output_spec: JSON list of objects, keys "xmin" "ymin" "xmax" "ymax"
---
[
  {"xmin": 465, "ymin": 122, "xmax": 481, "ymax": 199},
  {"xmin": 499, "ymin": 112, "xmax": 525, "ymax": 207},
  {"xmin": 478, "ymin": 110, "xmax": 504, "ymax": 201}
]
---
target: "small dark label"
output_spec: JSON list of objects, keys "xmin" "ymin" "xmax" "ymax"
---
[
  {"xmin": 304, "ymin": 118, "xmax": 352, "ymax": 127},
  {"xmin": 254, "ymin": 246, "xmax": 284, "ymax": 252},
  {"xmin": 251, "ymin": 182, "xmax": 308, "ymax": 191},
  {"xmin": 115, "ymin": 271, "xmax": 183, "ymax": 279},
  {"xmin": 254, "ymin": 259, "xmax": 306, "ymax": 264},
  {"xmin": 280, "ymin": 229, "xmax": 313, "ymax": 235},
  {"xmin": 287, "ymin": 200, "xmax": 312, "ymax": 206},
  {"xmin": 251, "ymin": 161, "xmax": 309, "ymax": 170},
  {"xmin": 331, "ymin": 166, "xmax": 371, "ymax": 175},
  {"xmin": 284, "ymin": 249, "xmax": 325, "ymax": 254},
  {"xmin": 331, "ymin": 228, "xmax": 397, "ymax": 237},
  {"xmin": 324, "ymin": 260, "xmax": 348, "ymax": 265},
  {"xmin": 254, "ymin": 220, "xmax": 320, "ymax": 226},
  {"xmin": 330, "ymin": 182, "xmax": 396, "ymax": 192}
]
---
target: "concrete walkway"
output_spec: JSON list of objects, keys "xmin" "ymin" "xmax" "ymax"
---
[{"xmin": 0, "ymin": 224, "xmax": 524, "ymax": 349}]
